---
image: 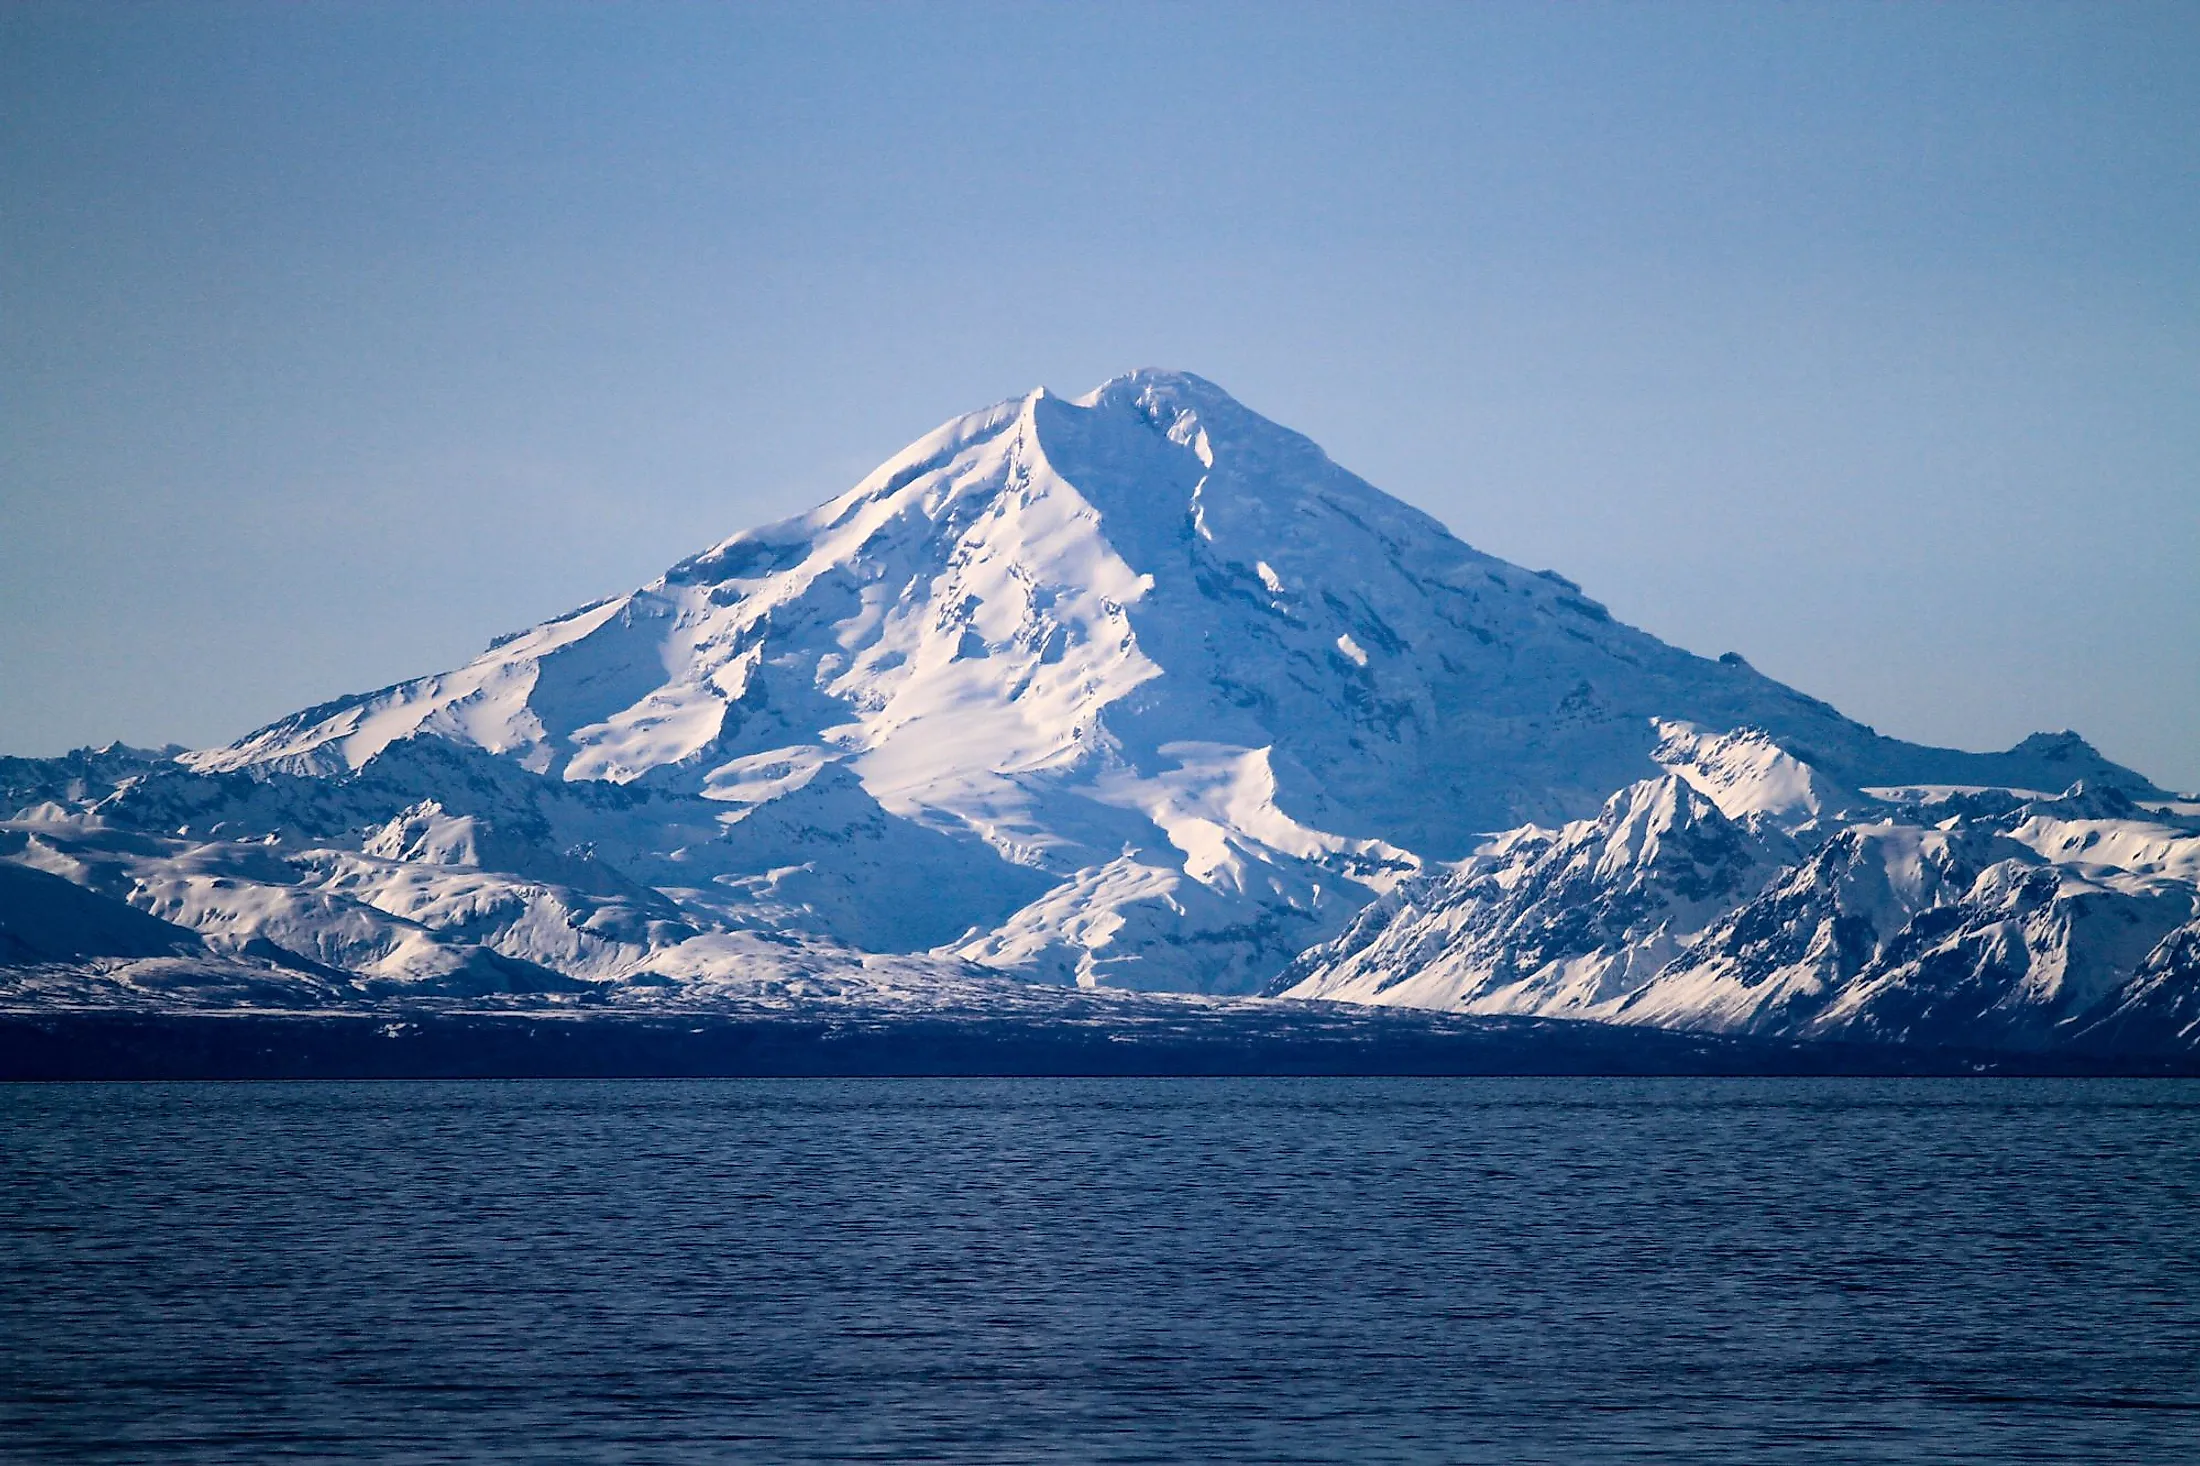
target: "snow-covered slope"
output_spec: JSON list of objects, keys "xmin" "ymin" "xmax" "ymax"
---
[
  {"xmin": 1274, "ymin": 773, "xmax": 1794, "ymax": 1016},
  {"xmin": 4, "ymin": 371, "xmax": 2189, "ymax": 1050}
]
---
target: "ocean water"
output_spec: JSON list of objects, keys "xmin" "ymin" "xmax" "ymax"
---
[{"xmin": 3, "ymin": 1078, "xmax": 2197, "ymax": 1464}]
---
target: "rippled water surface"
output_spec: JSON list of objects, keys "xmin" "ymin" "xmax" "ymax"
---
[{"xmin": 5, "ymin": 1078, "xmax": 2198, "ymax": 1463}]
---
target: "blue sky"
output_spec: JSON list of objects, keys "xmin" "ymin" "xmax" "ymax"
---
[{"xmin": 4, "ymin": 1, "xmax": 2195, "ymax": 787}]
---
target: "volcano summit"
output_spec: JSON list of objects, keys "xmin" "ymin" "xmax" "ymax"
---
[{"xmin": 5, "ymin": 371, "xmax": 2194, "ymax": 1056}]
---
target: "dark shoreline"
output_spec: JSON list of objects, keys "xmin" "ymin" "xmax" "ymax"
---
[{"xmin": 5, "ymin": 1008, "xmax": 2194, "ymax": 1081}]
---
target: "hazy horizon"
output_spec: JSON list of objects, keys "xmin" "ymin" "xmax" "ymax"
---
[{"xmin": 5, "ymin": 2, "xmax": 2196, "ymax": 787}]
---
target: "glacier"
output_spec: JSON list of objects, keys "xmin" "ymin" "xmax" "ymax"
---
[{"xmin": 4, "ymin": 370, "xmax": 2193, "ymax": 1056}]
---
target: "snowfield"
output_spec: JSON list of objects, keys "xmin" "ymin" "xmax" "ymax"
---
[{"xmin": 5, "ymin": 371, "xmax": 2193, "ymax": 1054}]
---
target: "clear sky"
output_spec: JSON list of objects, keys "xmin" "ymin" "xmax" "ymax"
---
[{"xmin": 4, "ymin": 1, "xmax": 2196, "ymax": 789}]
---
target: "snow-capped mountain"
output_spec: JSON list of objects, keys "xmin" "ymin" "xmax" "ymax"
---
[{"xmin": 4, "ymin": 370, "xmax": 2190, "ymax": 1051}]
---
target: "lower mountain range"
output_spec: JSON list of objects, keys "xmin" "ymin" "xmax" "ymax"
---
[{"xmin": 6, "ymin": 371, "xmax": 2194, "ymax": 1058}]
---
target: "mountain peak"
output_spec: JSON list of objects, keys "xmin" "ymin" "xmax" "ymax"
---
[
  {"xmin": 147, "ymin": 370, "xmax": 2167, "ymax": 994},
  {"xmin": 2013, "ymin": 730, "xmax": 2099, "ymax": 761},
  {"xmin": 1076, "ymin": 365, "xmax": 1232, "ymax": 400}
]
